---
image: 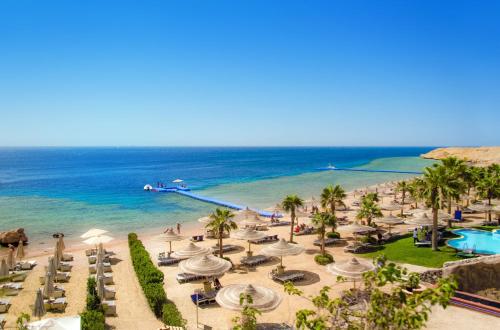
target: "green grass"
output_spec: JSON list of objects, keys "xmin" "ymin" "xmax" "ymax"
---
[
  {"xmin": 358, "ymin": 236, "xmax": 462, "ymax": 268},
  {"xmin": 472, "ymin": 225, "xmax": 500, "ymax": 232}
]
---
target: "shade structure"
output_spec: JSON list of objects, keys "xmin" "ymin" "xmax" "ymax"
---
[
  {"xmin": 28, "ymin": 316, "xmax": 81, "ymax": 330},
  {"xmin": 376, "ymin": 214, "xmax": 404, "ymax": 226},
  {"xmin": 238, "ymin": 215, "xmax": 267, "ymax": 228},
  {"xmin": 159, "ymin": 230, "xmax": 185, "ymax": 254},
  {"xmin": 404, "ymin": 212, "xmax": 435, "ymax": 226},
  {"xmin": 7, "ymin": 247, "xmax": 15, "ymax": 270},
  {"xmin": 47, "ymin": 257, "xmax": 57, "ymax": 277},
  {"xmin": 381, "ymin": 203, "xmax": 401, "ymax": 211},
  {"xmin": 234, "ymin": 208, "xmax": 260, "ymax": 221},
  {"xmin": 171, "ymin": 243, "xmax": 212, "ymax": 259},
  {"xmin": 16, "ymin": 240, "xmax": 26, "ymax": 260},
  {"xmin": 58, "ymin": 236, "xmax": 66, "ymax": 251},
  {"xmin": 0, "ymin": 259, "xmax": 8, "ymax": 277},
  {"xmin": 260, "ymin": 239, "xmax": 304, "ymax": 268},
  {"xmin": 83, "ymin": 235, "xmax": 114, "ymax": 246},
  {"xmin": 54, "ymin": 241, "xmax": 62, "ymax": 268},
  {"xmin": 469, "ymin": 203, "xmax": 495, "ymax": 213},
  {"xmin": 81, "ymin": 228, "xmax": 109, "ymax": 239},
  {"xmin": 33, "ymin": 288, "xmax": 46, "ymax": 319},
  {"xmin": 337, "ymin": 223, "xmax": 377, "ymax": 235},
  {"xmin": 406, "ymin": 208, "xmax": 431, "ymax": 216},
  {"xmin": 178, "ymin": 255, "xmax": 231, "ymax": 277},
  {"xmin": 96, "ymin": 275, "xmax": 105, "ymax": 300},
  {"xmin": 231, "ymin": 228, "xmax": 266, "ymax": 254},
  {"xmin": 326, "ymin": 258, "xmax": 375, "ymax": 281},
  {"xmin": 216, "ymin": 284, "xmax": 282, "ymax": 312},
  {"xmin": 43, "ymin": 272, "xmax": 55, "ymax": 298}
]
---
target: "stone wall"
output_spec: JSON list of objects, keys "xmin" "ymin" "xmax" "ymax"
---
[{"xmin": 442, "ymin": 255, "xmax": 500, "ymax": 294}]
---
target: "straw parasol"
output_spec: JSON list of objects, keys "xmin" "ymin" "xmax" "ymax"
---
[
  {"xmin": 159, "ymin": 230, "xmax": 185, "ymax": 255},
  {"xmin": 47, "ymin": 256, "xmax": 57, "ymax": 277},
  {"xmin": 83, "ymin": 235, "xmax": 114, "ymax": 246},
  {"xmin": 54, "ymin": 241, "xmax": 62, "ymax": 269},
  {"xmin": 42, "ymin": 272, "xmax": 55, "ymax": 299},
  {"xmin": 58, "ymin": 235, "xmax": 66, "ymax": 251},
  {"xmin": 260, "ymin": 239, "xmax": 304, "ymax": 268},
  {"xmin": 337, "ymin": 222, "xmax": 377, "ymax": 235},
  {"xmin": 237, "ymin": 215, "xmax": 268, "ymax": 228},
  {"xmin": 178, "ymin": 255, "xmax": 232, "ymax": 278},
  {"xmin": 216, "ymin": 284, "xmax": 282, "ymax": 312},
  {"xmin": 469, "ymin": 203, "xmax": 495, "ymax": 213},
  {"xmin": 326, "ymin": 257, "xmax": 375, "ymax": 282},
  {"xmin": 171, "ymin": 243, "xmax": 212, "ymax": 259},
  {"xmin": 381, "ymin": 203, "xmax": 401, "ymax": 211},
  {"xmin": 0, "ymin": 259, "xmax": 8, "ymax": 277},
  {"xmin": 16, "ymin": 240, "xmax": 25, "ymax": 261},
  {"xmin": 96, "ymin": 275, "xmax": 105, "ymax": 300},
  {"xmin": 235, "ymin": 208, "xmax": 260, "ymax": 221},
  {"xmin": 7, "ymin": 246, "xmax": 15, "ymax": 270},
  {"xmin": 231, "ymin": 228, "xmax": 266, "ymax": 255},
  {"xmin": 404, "ymin": 212, "xmax": 439, "ymax": 227},
  {"xmin": 33, "ymin": 288, "xmax": 46, "ymax": 319},
  {"xmin": 375, "ymin": 214, "xmax": 404, "ymax": 233},
  {"xmin": 81, "ymin": 228, "xmax": 109, "ymax": 239}
]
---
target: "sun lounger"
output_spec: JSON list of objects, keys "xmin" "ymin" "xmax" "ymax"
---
[
  {"xmin": 42, "ymin": 285, "xmax": 65, "ymax": 298},
  {"xmin": 102, "ymin": 300, "xmax": 117, "ymax": 316},
  {"xmin": 176, "ymin": 273, "xmax": 207, "ymax": 284},
  {"xmin": 190, "ymin": 291, "xmax": 217, "ymax": 306},
  {"xmin": 10, "ymin": 271, "xmax": 28, "ymax": 282},
  {"xmin": 269, "ymin": 221, "xmax": 291, "ymax": 227},
  {"xmin": 313, "ymin": 238, "xmax": 342, "ymax": 246},
  {"xmin": 294, "ymin": 227, "xmax": 315, "ymax": 236},
  {"xmin": 16, "ymin": 260, "xmax": 37, "ymax": 270},
  {"xmin": 61, "ymin": 253, "xmax": 74, "ymax": 262},
  {"xmin": 1, "ymin": 283, "xmax": 23, "ymax": 296},
  {"xmin": 39, "ymin": 272, "xmax": 71, "ymax": 284},
  {"xmin": 90, "ymin": 273, "xmax": 113, "ymax": 285},
  {"xmin": 414, "ymin": 241, "xmax": 432, "ymax": 247},
  {"xmin": 211, "ymin": 244, "xmax": 238, "ymax": 253},
  {"xmin": 461, "ymin": 207, "xmax": 476, "ymax": 214},
  {"xmin": 0, "ymin": 299, "xmax": 11, "ymax": 313},
  {"xmin": 86, "ymin": 248, "xmax": 112, "ymax": 256},
  {"xmin": 249, "ymin": 234, "xmax": 279, "ymax": 244},
  {"xmin": 88, "ymin": 254, "xmax": 111, "ymax": 264},
  {"xmin": 158, "ymin": 257, "xmax": 181, "ymax": 266},
  {"xmin": 272, "ymin": 272, "xmax": 305, "ymax": 283},
  {"xmin": 44, "ymin": 297, "xmax": 67, "ymax": 312},
  {"xmin": 58, "ymin": 262, "xmax": 73, "ymax": 272},
  {"xmin": 88, "ymin": 262, "xmax": 112, "ymax": 274},
  {"xmin": 241, "ymin": 255, "xmax": 269, "ymax": 267},
  {"xmin": 104, "ymin": 286, "xmax": 116, "ymax": 300},
  {"xmin": 0, "ymin": 315, "xmax": 5, "ymax": 329},
  {"xmin": 344, "ymin": 243, "xmax": 376, "ymax": 253},
  {"xmin": 190, "ymin": 235, "xmax": 204, "ymax": 242}
]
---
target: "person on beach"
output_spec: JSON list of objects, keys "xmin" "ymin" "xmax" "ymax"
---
[
  {"xmin": 413, "ymin": 228, "xmax": 418, "ymax": 243},
  {"xmin": 176, "ymin": 222, "xmax": 181, "ymax": 234}
]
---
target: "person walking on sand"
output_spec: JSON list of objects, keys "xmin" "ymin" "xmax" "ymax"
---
[
  {"xmin": 413, "ymin": 228, "xmax": 418, "ymax": 244},
  {"xmin": 176, "ymin": 222, "xmax": 181, "ymax": 234}
]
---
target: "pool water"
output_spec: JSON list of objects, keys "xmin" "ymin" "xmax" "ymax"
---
[{"xmin": 448, "ymin": 229, "xmax": 500, "ymax": 255}]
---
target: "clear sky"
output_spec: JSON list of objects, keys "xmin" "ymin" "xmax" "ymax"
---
[{"xmin": 0, "ymin": 0, "xmax": 499, "ymax": 147}]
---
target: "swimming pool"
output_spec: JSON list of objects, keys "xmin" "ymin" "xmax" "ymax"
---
[{"xmin": 447, "ymin": 229, "xmax": 500, "ymax": 255}]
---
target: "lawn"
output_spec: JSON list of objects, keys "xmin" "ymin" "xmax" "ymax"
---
[{"xmin": 357, "ymin": 235, "xmax": 462, "ymax": 268}]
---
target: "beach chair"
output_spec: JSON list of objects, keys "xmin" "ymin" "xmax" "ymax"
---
[
  {"xmin": 88, "ymin": 262, "xmax": 112, "ymax": 274},
  {"xmin": 211, "ymin": 244, "xmax": 237, "ymax": 253},
  {"xmin": 176, "ymin": 273, "xmax": 206, "ymax": 284},
  {"xmin": 190, "ymin": 235, "xmax": 204, "ymax": 242},
  {"xmin": 190, "ymin": 292, "xmax": 217, "ymax": 306},
  {"xmin": 16, "ymin": 260, "xmax": 37, "ymax": 270},
  {"xmin": 158, "ymin": 257, "xmax": 180, "ymax": 266},
  {"xmin": 414, "ymin": 241, "xmax": 431, "ymax": 247},
  {"xmin": 103, "ymin": 300, "xmax": 117, "ymax": 316},
  {"xmin": 42, "ymin": 285, "xmax": 66, "ymax": 299},
  {"xmin": 1, "ymin": 283, "xmax": 23, "ymax": 296},
  {"xmin": 104, "ymin": 286, "xmax": 116, "ymax": 300},
  {"xmin": 272, "ymin": 272, "xmax": 305, "ymax": 283},
  {"xmin": 269, "ymin": 221, "xmax": 291, "ymax": 227},
  {"xmin": 61, "ymin": 253, "xmax": 74, "ymax": 262},
  {"xmin": 39, "ymin": 272, "xmax": 71, "ymax": 284},
  {"xmin": 241, "ymin": 255, "xmax": 269, "ymax": 267},
  {"xmin": 44, "ymin": 297, "xmax": 67, "ymax": 312},
  {"xmin": 58, "ymin": 262, "xmax": 73, "ymax": 272},
  {"xmin": 0, "ymin": 315, "xmax": 5, "ymax": 329},
  {"xmin": 313, "ymin": 238, "xmax": 341, "ymax": 246},
  {"xmin": 0, "ymin": 299, "xmax": 10, "ymax": 313},
  {"xmin": 88, "ymin": 254, "xmax": 111, "ymax": 264},
  {"xmin": 10, "ymin": 271, "xmax": 28, "ymax": 282},
  {"xmin": 91, "ymin": 273, "xmax": 114, "ymax": 285}
]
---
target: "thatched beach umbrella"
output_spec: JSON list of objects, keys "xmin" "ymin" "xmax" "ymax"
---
[
  {"xmin": 260, "ymin": 239, "xmax": 304, "ymax": 269},
  {"xmin": 33, "ymin": 288, "xmax": 46, "ymax": 319},
  {"xmin": 178, "ymin": 255, "xmax": 232, "ymax": 278},
  {"xmin": 159, "ymin": 230, "xmax": 185, "ymax": 255},
  {"xmin": 216, "ymin": 284, "xmax": 282, "ymax": 312},
  {"xmin": 404, "ymin": 213, "xmax": 435, "ymax": 226},
  {"xmin": 326, "ymin": 258, "xmax": 375, "ymax": 288},
  {"xmin": 0, "ymin": 259, "xmax": 9, "ymax": 277},
  {"xmin": 171, "ymin": 242, "xmax": 212, "ymax": 259},
  {"xmin": 231, "ymin": 228, "xmax": 266, "ymax": 255},
  {"xmin": 42, "ymin": 272, "xmax": 55, "ymax": 299},
  {"xmin": 54, "ymin": 241, "xmax": 62, "ymax": 269},
  {"xmin": 16, "ymin": 240, "xmax": 25, "ymax": 261},
  {"xmin": 81, "ymin": 228, "xmax": 109, "ymax": 239},
  {"xmin": 58, "ymin": 236, "xmax": 66, "ymax": 251},
  {"xmin": 338, "ymin": 223, "xmax": 377, "ymax": 235},
  {"xmin": 7, "ymin": 246, "xmax": 15, "ymax": 270},
  {"xmin": 238, "ymin": 215, "xmax": 268, "ymax": 228},
  {"xmin": 375, "ymin": 214, "xmax": 403, "ymax": 233},
  {"xmin": 234, "ymin": 208, "xmax": 260, "ymax": 221},
  {"xmin": 469, "ymin": 203, "xmax": 495, "ymax": 218},
  {"xmin": 47, "ymin": 256, "xmax": 57, "ymax": 277},
  {"xmin": 381, "ymin": 203, "xmax": 401, "ymax": 212}
]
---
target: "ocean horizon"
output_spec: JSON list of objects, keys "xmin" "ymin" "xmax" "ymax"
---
[{"xmin": 0, "ymin": 147, "xmax": 435, "ymax": 243}]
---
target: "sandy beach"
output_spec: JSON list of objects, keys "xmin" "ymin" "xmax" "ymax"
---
[{"xmin": 2, "ymin": 181, "xmax": 498, "ymax": 330}]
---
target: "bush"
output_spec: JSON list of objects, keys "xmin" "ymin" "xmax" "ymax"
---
[
  {"xmin": 86, "ymin": 277, "xmax": 102, "ymax": 312},
  {"xmin": 128, "ymin": 233, "xmax": 185, "ymax": 325},
  {"xmin": 314, "ymin": 253, "xmax": 334, "ymax": 265},
  {"xmin": 326, "ymin": 231, "xmax": 341, "ymax": 239},
  {"xmin": 360, "ymin": 236, "xmax": 377, "ymax": 244},
  {"xmin": 81, "ymin": 310, "xmax": 105, "ymax": 330},
  {"xmin": 162, "ymin": 301, "xmax": 186, "ymax": 327}
]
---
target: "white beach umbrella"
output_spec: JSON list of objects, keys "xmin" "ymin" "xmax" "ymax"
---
[
  {"xmin": 159, "ymin": 230, "xmax": 185, "ymax": 254},
  {"xmin": 326, "ymin": 258, "xmax": 375, "ymax": 281},
  {"xmin": 54, "ymin": 241, "xmax": 62, "ymax": 267},
  {"xmin": 178, "ymin": 255, "xmax": 232, "ymax": 277},
  {"xmin": 216, "ymin": 284, "xmax": 282, "ymax": 312},
  {"xmin": 171, "ymin": 242, "xmax": 212, "ymax": 259},
  {"xmin": 81, "ymin": 228, "xmax": 109, "ymax": 239},
  {"xmin": 83, "ymin": 235, "xmax": 114, "ymax": 246},
  {"xmin": 42, "ymin": 272, "xmax": 55, "ymax": 299},
  {"xmin": 231, "ymin": 228, "xmax": 266, "ymax": 254},
  {"xmin": 33, "ymin": 288, "xmax": 46, "ymax": 319},
  {"xmin": 16, "ymin": 240, "xmax": 25, "ymax": 261},
  {"xmin": 28, "ymin": 316, "xmax": 81, "ymax": 329},
  {"xmin": 260, "ymin": 239, "xmax": 304, "ymax": 268},
  {"xmin": 7, "ymin": 247, "xmax": 15, "ymax": 270},
  {"xmin": 0, "ymin": 259, "xmax": 8, "ymax": 277}
]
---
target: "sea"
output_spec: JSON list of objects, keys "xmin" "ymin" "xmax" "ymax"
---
[{"xmin": 0, "ymin": 147, "xmax": 435, "ymax": 244}]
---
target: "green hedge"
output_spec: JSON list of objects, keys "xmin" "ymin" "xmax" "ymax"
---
[
  {"xmin": 81, "ymin": 277, "xmax": 105, "ymax": 330},
  {"xmin": 128, "ymin": 233, "xmax": 185, "ymax": 327},
  {"xmin": 314, "ymin": 253, "xmax": 334, "ymax": 265},
  {"xmin": 326, "ymin": 231, "xmax": 341, "ymax": 239}
]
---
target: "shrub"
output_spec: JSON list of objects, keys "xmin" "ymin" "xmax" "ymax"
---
[
  {"xmin": 360, "ymin": 236, "xmax": 377, "ymax": 244},
  {"xmin": 86, "ymin": 277, "xmax": 102, "ymax": 312},
  {"xmin": 326, "ymin": 231, "xmax": 340, "ymax": 239},
  {"xmin": 162, "ymin": 301, "xmax": 186, "ymax": 327},
  {"xmin": 81, "ymin": 310, "xmax": 105, "ymax": 330},
  {"xmin": 314, "ymin": 253, "xmax": 334, "ymax": 265},
  {"xmin": 128, "ymin": 233, "xmax": 185, "ymax": 325}
]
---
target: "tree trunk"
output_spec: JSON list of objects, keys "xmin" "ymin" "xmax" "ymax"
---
[
  {"xmin": 321, "ymin": 226, "xmax": 325, "ymax": 255},
  {"xmin": 219, "ymin": 226, "xmax": 224, "ymax": 258},
  {"xmin": 466, "ymin": 187, "xmax": 471, "ymax": 207},
  {"xmin": 431, "ymin": 207, "xmax": 438, "ymax": 251},
  {"xmin": 447, "ymin": 195, "xmax": 452, "ymax": 214},
  {"xmin": 401, "ymin": 190, "xmax": 405, "ymax": 216},
  {"xmin": 289, "ymin": 209, "xmax": 295, "ymax": 243},
  {"xmin": 331, "ymin": 204, "xmax": 336, "ymax": 232},
  {"xmin": 488, "ymin": 197, "xmax": 492, "ymax": 221}
]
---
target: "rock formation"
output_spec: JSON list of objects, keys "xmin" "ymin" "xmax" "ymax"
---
[
  {"xmin": 0, "ymin": 228, "xmax": 28, "ymax": 245},
  {"xmin": 443, "ymin": 255, "xmax": 500, "ymax": 295},
  {"xmin": 421, "ymin": 146, "xmax": 500, "ymax": 166}
]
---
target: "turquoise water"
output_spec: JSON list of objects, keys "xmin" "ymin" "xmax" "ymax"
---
[
  {"xmin": 447, "ymin": 229, "xmax": 500, "ymax": 255},
  {"xmin": 0, "ymin": 147, "xmax": 434, "ymax": 243}
]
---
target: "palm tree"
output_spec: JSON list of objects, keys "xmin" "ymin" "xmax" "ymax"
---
[
  {"xmin": 395, "ymin": 181, "xmax": 408, "ymax": 216},
  {"xmin": 476, "ymin": 166, "xmax": 500, "ymax": 222},
  {"xmin": 311, "ymin": 212, "xmax": 335, "ymax": 255},
  {"xmin": 441, "ymin": 157, "xmax": 467, "ymax": 214},
  {"xmin": 408, "ymin": 178, "xmax": 425, "ymax": 208},
  {"xmin": 356, "ymin": 196, "xmax": 382, "ymax": 226},
  {"xmin": 461, "ymin": 166, "xmax": 481, "ymax": 206},
  {"xmin": 282, "ymin": 194, "xmax": 304, "ymax": 243},
  {"xmin": 206, "ymin": 208, "xmax": 238, "ymax": 258},
  {"xmin": 320, "ymin": 185, "xmax": 346, "ymax": 230}
]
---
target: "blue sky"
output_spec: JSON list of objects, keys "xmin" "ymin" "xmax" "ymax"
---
[{"xmin": 0, "ymin": 0, "xmax": 499, "ymax": 146}]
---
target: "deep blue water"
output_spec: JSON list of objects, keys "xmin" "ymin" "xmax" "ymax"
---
[{"xmin": 0, "ymin": 147, "xmax": 434, "ymax": 241}]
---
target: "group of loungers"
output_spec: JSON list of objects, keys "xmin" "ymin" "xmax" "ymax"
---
[
  {"xmin": 271, "ymin": 271, "xmax": 305, "ymax": 283},
  {"xmin": 313, "ymin": 237, "xmax": 343, "ymax": 246},
  {"xmin": 249, "ymin": 235, "xmax": 279, "ymax": 244},
  {"xmin": 240, "ymin": 255, "xmax": 270, "ymax": 267},
  {"xmin": 87, "ymin": 248, "xmax": 117, "ymax": 316}
]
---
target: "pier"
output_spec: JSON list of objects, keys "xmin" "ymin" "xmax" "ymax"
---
[{"xmin": 317, "ymin": 167, "xmax": 423, "ymax": 175}]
